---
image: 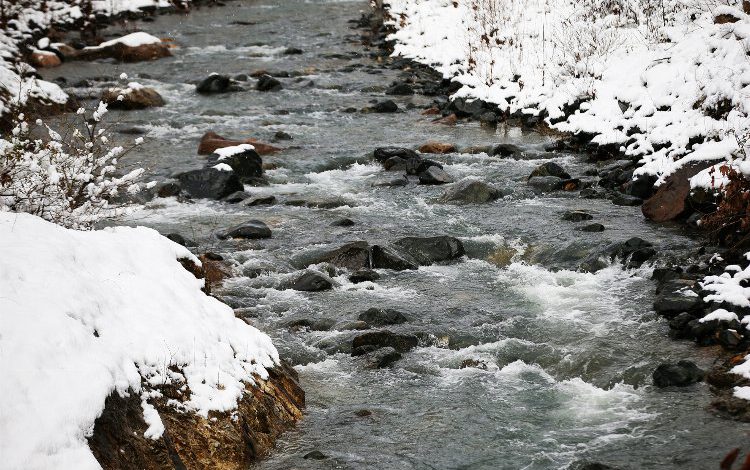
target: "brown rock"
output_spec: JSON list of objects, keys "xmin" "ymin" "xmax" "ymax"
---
[
  {"xmin": 419, "ymin": 142, "xmax": 456, "ymax": 154},
  {"xmin": 433, "ymin": 113, "xmax": 457, "ymax": 126},
  {"xmin": 421, "ymin": 107, "xmax": 440, "ymax": 115},
  {"xmin": 51, "ymin": 43, "xmax": 78, "ymax": 60},
  {"xmin": 29, "ymin": 50, "xmax": 61, "ymax": 68},
  {"xmin": 102, "ymin": 86, "xmax": 165, "ymax": 110},
  {"xmin": 78, "ymin": 41, "xmax": 171, "ymax": 63},
  {"xmin": 198, "ymin": 131, "xmax": 281, "ymax": 156},
  {"xmin": 198, "ymin": 253, "xmax": 233, "ymax": 291},
  {"xmin": 88, "ymin": 361, "xmax": 304, "ymax": 469},
  {"xmin": 642, "ymin": 163, "xmax": 714, "ymax": 222},
  {"xmin": 715, "ymin": 13, "xmax": 740, "ymax": 24}
]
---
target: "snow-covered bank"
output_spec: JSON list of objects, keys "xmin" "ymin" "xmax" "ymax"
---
[
  {"xmin": 384, "ymin": 0, "xmax": 750, "ymax": 187},
  {"xmin": 0, "ymin": 212, "xmax": 279, "ymax": 469}
]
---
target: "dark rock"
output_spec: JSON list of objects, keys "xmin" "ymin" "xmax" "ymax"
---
[
  {"xmin": 222, "ymin": 191, "xmax": 251, "ymax": 203},
  {"xmin": 372, "ymin": 175, "xmax": 409, "ymax": 187},
  {"xmin": 718, "ymin": 329, "xmax": 744, "ymax": 349},
  {"xmin": 286, "ymin": 318, "xmax": 335, "ymax": 331},
  {"xmin": 284, "ymin": 47, "xmax": 304, "ymax": 55},
  {"xmin": 386, "ymin": 83, "xmax": 413, "ymax": 95},
  {"xmin": 408, "ymin": 158, "xmax": 442, "ymax": 176},
  {"xmin": 165, "ymin": 233, "xmax": 196, "ymax": 247},
  {"xmin": 418, "ymin": 166, "xmax": 453, "ymax": 185},
  {"xmin": 257, "ymin": 74, "xmax": 282, "ymax": 92},
  {"xmin": 668, "ymin": 312, "xmax": 696, "ymax": 339},
  {"xmin": 371, "ymin": 245, "xmax": 418, "ymax": 270},
  {"xmin": 365, "ymin": 347, "xmax": 402, "ymax": 368},
  {"xmin": 642, "ymin": 163, "xmax": 713, "ymax": 222},
  {"xmin": 303, "ymin": 450, "xmax": 327, "ymax": 460},
  {"xmin": 653, "ymin": 286, "xmax": 702, "ymax": 318},
  {"xmin": 331, "ymin": 218, "xmax": 356, "ymax": 227},
  {"xmin": 529, "ymin": 162, "xmax": 570, "ymax": 180},
  {"xmin": 306, "ymin": 242, "xmax": 371, "ymax": 270},
  {"xmin": 359, "ymin": 308, "xmax": 408, "ymax": 326},
  {"xmin": 568, "ymin": 461, "xmax": 619, "ymax": 470},
  {"xmin": 273, "ymin": 131, "xmax": 292, "ymax": 141},
  {"xmin": 206, "ymin": 146, "xmax": 263, "ymax": 183},
  {"xmin": 373, "ymin": 100, "xmax": 399, "ymax": 113},
  {"xmin": 562, "ymin": 210, "xmax": 593, "ymax": 222},
  {"xmin": 448, "ymin": 97, "xmax": 484, "ymax": 117},
  {"xmin": 611, "ymin": 194, "xmax": 643, "ymax": 206},
  {"xmin": 233, "ymin": 73, "xmax": 249, "ymax": 82},
  {"xmin": 492, "ymin": 143, "xmax": 523, "ymax": 158},
  {"xmin": 351, "ymin": 330, "xmax": 419, "ymax": 354},
  {"xmin": 581, "ymin": 223, "xmax": 605, "ymax": 232},
  {"xmin": 383, "ymin": 156, "xmax": 408, "ymax": 171},
  {"xmin": 242, "ymin": 195, "xmax": 277, "ymax": 206},
  {"xmin": 349, "ymin": 269, "xmax": 380, "ymax": 284},
  {"xmin": 102, "ymin": 86, "xmax": 165, "ymax": 110},
  {"xmin": 196, "ymin": 74, "xmax": 235, "ymax": 94},
  {"xmin": 290, "ymin": 271, "xmax": 333, "ymax": 292},
  {"xmin": 176, "ymin": 168, "xmax": 244, "ymax": 200},
  {"xmin": 217, "ymin": 219, "xmax": 272, "ymax": 240},
  {"xmin": 527, "ymin": 176, "xmax": 563, "ymax": 192},
  {"xmin": 652, "ymin": 360, "xmax": 704, "ymax": 387},
  {"xmin": 392, "ymin": 236, "xmax": 464, "ymax": 265},
  {"xmin": 627, "ymin": 174, "xmax": 657, "ymax": 199},
  {"xmin": 460, "ymin": 359, "xmax": 488, "ymax": 370},
  {"xmin": 441, "ymin": 179, "xmax": 501, "ymax": 204},
  {"xmin": 373, "ymin": 147, "xmax": 419, "ymax": 163},
  {"xmin": 610, "ymin": 237, "xmax": 655, "ymax": 268},
  {"xmin": 478, "ymin": 112, "xmax": 498, "ymax": 127},
  {"xmin": 156, "ymin": 181, "xmax": 181, "ymax": 198}
]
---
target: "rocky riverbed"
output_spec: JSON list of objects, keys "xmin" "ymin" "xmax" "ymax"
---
[{"xmin": 30, "ymin": 0, "xmax": 750, "ymax": 468}]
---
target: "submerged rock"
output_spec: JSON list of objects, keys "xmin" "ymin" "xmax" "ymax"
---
[
  {"xmin": 392, "ymin": 236, "xmax": 465, "ymax": 265},
  {"xmin": 529, "ymin": 161, "xmax": 570, "ymax": 180},
  {"xmin": 197, "ymin": 73, "xmax": 239, "ymax": 94},
  {"xmin": 349, "ymin": 269, "xmax": 380, "ymax": 284},
  {"xmin": 217, "ymin": 220, "xmax": 272, "ymax": 240},
  {"xmin": 527, "ymin": 176, "xmax": 563, "ymax": 192},
  {"xmin": 358, "ymin": 308, "xmax": 408, "ymax": 326},
  {"xmin": 440, "ymin": 179, "xmax": 502, "ymax": 204},
  {"xmin": 562, "ymin": 210, "xmax": 593, "ymax": 222},
  {"xmin": 652, "ymin": 360, "xmax": 705, "ymax": 387},
  {"xmin": 418, "ymin": 166, "xmax": 453, "ymax": 185},
  {"xmin": 364, "ymin": 346, "xmax": 402, "ymax": 368},
  {"xmin": 257, "ymin": 74, "xmax": 283, "ymax": 92},
  {"xmin": 176, "ymin": 167, "xmax": 243, "ymax": 200},
  {"xmin": 351, "ymin": 330, "xmax": 419, "ymax": 354},
  {"xmin": 290, "ymin": 271, "xmax": 334, "ymax": 292}
]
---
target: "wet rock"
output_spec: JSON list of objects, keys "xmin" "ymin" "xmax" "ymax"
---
[
  {"xmin": 331, "ymin": 218, "xmax": 356, "ymax": 227},
  {"xmin": 206, "ymin": 145, "xmax": 263, "ymax": 183},
  {"xmin": 286, "ymin": 318, "xmax": 336, "ymax": 331},
  {"xmin": 284, "ymin": 47, "xmax": 304, "ymax": 55},
  {"xmin": 609, "ymin": 237, "xmax": 655, "ymax": 268},
  {"xmin": 372, "ymin": 100, "xmax": 399, "ymax": 113},
  {"xmin": 222, "ymin": 191, "xmax": 251, "ymax": 203},
  {"xmin": 166, "ymin": 233, "xmax": 196, "ymax": 247},
  {"xmin": 568, "ymin": 461, "xmax": 619, "ymax": 470},
  {"xmin": 418, "ymin": 166, "xmax": 453, "ymax": 185},
  {"xmin": 529, "ymin": 162, "xmax": 570, "ymax": 180},
  {"xmin": 242, "ymin": 195, "xmax": 277, "ymax": 206},
  {"xmin": 652, "ymin": 360, "xmax": 705, "ymax": 387},
  {"xmin": 198, "ymin": 131, "xmax": 281, "ymax": 156},
  {"xmin": 611, "ymin": 194, "xmax": 643, "ymax": 206},
  {"xmin": 392, "ymin": 236, "xmax": 464, "ymax": 265},
  {"xmin": 479, "ymin": 112, "xmax": 498, "ymax": 127},
  {"xmin": 349, "ymin": 269, "xmax": 380, "ymax": 284},
  {"xmin": 217, "ymin": 219, "xmax": 272, "ymax": 240},
  {"xmin": 434, "ymin": 113, "xmax": 458, "ymax": 125},
  {"xmin": 371, "ymin": 245, "xmax": 419, "ymax": 271},
  {"xmin": 562, "ymin": 210, "xmax": 593, "ymax": 222},
  {"xmin": 626, "ymin": 174, "xmax": 657, "ymax": 200},
  {"xmin": 372, "ymin": 175, "xmax": 409, "ymax": 187},
  {"xmin": 440, "ymin": 179, "xmax": 502, "ymax": 204},
  {"xmin": 303, "ymin": 242, "xmax": 370, "ymax": 270},
  {"xmin": 156, "ymin": 181, "xmax": 181, "ymax": 198},
  {"xmin": 527, "ymin": 176, "xmax": 563, "ymax": 192},
  {"xmin": 303, "ymin": 450, "xmax": 327, "ymax": 460},
  {"xmin": 77, "ymin": 37, "xmax": 172, "ymax": 62},
  {"xmin": 653, "ymin": 282, "xmax": 703, "ymax": 318},
  {"xmin": 354, "ymin": 409, "xmax": 372, "ymax": 417},
  {"xmin": 642, "ymin": 163, "xmax": 713, "ymax": 222},
  {"xmin": 492, "ymin": 144, "xmax": 523, "ymax": 158},
  {"xmin": 581, "ymin": 223, "xmax": 605, "ymax": 232},
  {"xmin": 373, "ymin": 147, "xmax": 419, "ymax": 163},
  {"xmin": 448, "ymin": 97, "xmax": 484, "ymax": 118},
  {"xmin": 273, "ymin": 130, "xmax": 293, "ymax": 141},
  {"xmin": 290, "ymin": 270, "xmax": 334, "ymax": 292},
  {"xmin": 365, "ymin": 347, "xmax": 402, "ymax": 368},
  {"xmin": 285, "ymin": 197, "xmax": 350, "ymax": 209},
  {"xmin": 351, "ymin": 330, "xmax": 419, "ymax": 354},
  {"xmin": 196, "ymin": 74, "xmax": 238, "ymax": 94},
  {"xmin": 29, "ymin": 50, "xmax": 61, "ymax": 68},
  {"xmin": 102, "ymin": 86, "xmax": 165, "ymax": 110},
  {"xmin": 386, "ymin": 82, "xmax": 414, "ymax": 95},
  {"xmin": 176, "ymin": 167, "xmax": 244, "ymax": 200},
  {"xmin": 718, "ymin": 329, "xmax": 744, "ymax": 349},
  {"xmin": 408, "ymin": 158, "xmax": 442, "ymax": 176},
  {"xmin": 257, "ymin": 74, "xmax": 283, "ymax": 92},
  {"xmin": 668, "ymin": 312, "xmax": 697, "ymax": 339},
  {"xmin": 419, "ymin": 142, "xmax": 456, "ymax": 154},
  {"xmin": 383, "ymin": 156, "xmax": 407, "ymax": 171},
  {"xmin": 359, "ymin": 308, "xmax": 408, "ymax": 326}
]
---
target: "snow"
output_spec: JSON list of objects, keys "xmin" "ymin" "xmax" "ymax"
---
[
  {"xmin": 85, "ymin": 32, "xmax": 162, "ymax": 50},
  {"xmin": 385, "ymin": 0, "xmax": 750, "ymax": 187},
  {"xmin": 699, "ymin": 309, "xmax": 739, "ymax": 323},
  {"xmin": 213, "ymin": 163, "xmax": 234, "ymax": 171},
  {"xmin": 214, "ymin": 143, "xmax": 255, "ymax": 158},
  {"xmin": 0, "ymin": 212, "xmax": 279, "ymax": 469}
]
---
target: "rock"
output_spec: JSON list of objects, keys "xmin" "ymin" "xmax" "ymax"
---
[
  {"xmin": 257, "ymin": 74, "xmax": 282, "ymax": 92},
  {"xmin": 653, "ymin": 282, "xmax": 703, "ymax": 318},
  {"xmin": 448, "ymin": 97, "xmax": 484, "ymax": 117},
  {"xmin": 568, "ymin": 461, "xmax": 619, "ymax": 470},
  {"xmin": 351, "ymin": 330, "xmax": 419, "ymax": 354},
  {"xmin": 418, "ymin": 166, "xmax": 453, "ymax": 185},
  {"xmin": 392, "ymin": 236, "xmax": 464, "ymax": 265},
  {"xmin": 581, "ymin": 223, "xmax": 605, "ymax": 233},
  {"xmin": 529, "ymin": 161, "xmax": 570, "ymax": 179},
  {"xmin": 206, "ymin": 145, "xmax": 264, "ymax": 182},
  {"xmin": 273, "ymin": 131, "xmax": 292, "ymax": 141},
  {"xmin": 372, "ymin": 100, "xmax": 399, "ymax": 113},
  {"xmin": 372, "ymin": 176, "xmax": 409, "ymax": 187},
  {"xmin": 197, "ymin": 253, "xmax": 233, "ymax": 290},
  {"xmin": 90, "ymin": 363, "xmax": 303, "ymax": 469},
  {"xmin": 358, "ymin": 308, "xmax": 408, "ymax": 326},
  {"xmin": 222, "ymin": 191, "xmax": 251, "ymax": 203},
  {"xmin": 626, "ymin": 174, "xmax": 657, "ymax": 199},
  {"xmin": 286, "ymin": 318, "xmax": 335, "ymax": 331},
  {"xmin": 29, "ymin": 50, "xmax": 61, "ymax": 68},
  {"xmin": 419, "ymin": 142, "xmax": 456, "ymax": 154},
  {"xmin": 196, "ymin": 74, "xmax": 237, "ymax": 94},
  {"xmin": 460, "ymin": 359, "xmax": 488, "ymax": 370},
  {"xmin": 479, "ymin": 112, "xmax": 498, "ymax": 127},
  {"xmin": 434, "ymin": 113, "xmax": 457, "ymax": 125},
  {"xmin": 349, "ymin": 269, "xmax": 380, "ymax": 284},
  {"xmin": 303, "ymin": 450, "xmax": 327, "ymax": 460},
  {"xmin": 373, "ymin": 147, "xmax": 419, "ymax": 163},
  {"xmin": 387, "ymin": 83, "xmax": 414, "ymax": 95},
  {"xmin": 611, "ymin": 194, "xmax": 643, "ymax": 206},
  {"xmin": 242, "ymin": 195, "xmax": 277, "ymax": 206},
  {"xmin": 331, "ymin": 218, "xmax": 355, "ymax": 227},
  {"xmin": 102, "ymin": 86, "xmax": 165, "ymax": 110},
  {"xmin": 371, "ymin": 245, "xmax": 419, "ymax": 271},
  {"xmin": 217, "ymin": 219, "xmax": 272, "ymax": 240},
  {"xmin": 440, "ymin": 179, "xmax": 501, "ymax": 204},
  {"xmin": 408, "ymin": 158, "xmax": 441, "ymax": 176},
  {"xmin": 165, "ymin": 233, "xmax": 196, "ymax": 247},
  {"xmin": 365, "ymin": 347, "xmax": 402, "ymax": 368},
  {"xmin": 307, "ymin": 242, "xmax": 371, "ymax": 270},
  {"xmin": 609, "ymin": 237, "xmax": 655, "ymax": 268},
  {"xmin": 718, "ymin": 329, "xmax": 744, "ymax": 349},
  {"xmin": 642, "ymin": 163, "xmax": 713, "ymax": 222},
  {"xmin": 290, "ymin": 271, "xmax": 333, "ymax": 292},
  {"xmin": 527, "ymin": 176, "xmax": 563, "ymax": 192},
  {"xmin": 176, "ymin": 168, "xmax": 244, "ymax": 200},
  {"xmin": 198, "ymin": 131, "xmax": 281, "ymax": 156},
  {"xmin": 156, "ymin": 181, "xmax": 181, "ymax": 198},
  {"xmin": 652, "ymin": 360, "xmax": 704, "ymax": 387},
  {"xmin": 77, "ymin": 35, "xmax": 172, "ymax": 62},
  {"xmin": 284, "ymin": 47, "xmax": 304, "ymax": 55},
  {"xmin": 562, "ymin": 210, "xmax": 593, "ymax": 222},
  {"xmin": 493, "ymin": 144, "xmax": 523, "ymax": 158}
]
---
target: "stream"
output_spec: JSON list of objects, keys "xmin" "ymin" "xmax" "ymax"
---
[{"xmin": 41, "ymin": 0, "xmax": 750, "ymax": 468}]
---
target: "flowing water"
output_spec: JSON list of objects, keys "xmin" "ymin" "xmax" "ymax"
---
[{"xmin": 42, "ymin": 0, "xmax": 750, "ymax": 468}]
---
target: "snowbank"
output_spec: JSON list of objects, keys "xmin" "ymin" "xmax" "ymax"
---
[
  {"xmin": 385, "ymin": 0, "xmax": 750, "ymax": 186},
  {"xmin": 0, "ymin": 212, "xmax": 279, "ymax": 469}
]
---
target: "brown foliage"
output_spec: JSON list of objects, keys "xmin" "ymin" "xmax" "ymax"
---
[{"xmin": 701, "ymin": 166, "xmax": 750, "ymax": 249}]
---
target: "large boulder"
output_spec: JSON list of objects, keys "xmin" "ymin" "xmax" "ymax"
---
[
  {"xmin": 440, "ymin": 179, "xmax": 502, "ymax": 204},
  {"xmin": 77, "ymin": 32, "xmax": 172, "ymax": 62},
  {"xmin": 290, "ymin": 270, "xmax": 334, "ymax": 292},
  {"xmin": 206, "ymin": 144, "xmax": 264, "ymax": 183},
  {"xmin": 197, "ymin": 74, "xmax": 241, "ymax": 94},
  {"xmin": 257, "ymin": 74, "xmax": 282, "ymax": 92},
  {"xmin": 373, "ymin": 147, "xmax": 419, "ymax": 163},
  {"xmin": 199, "ymin": 132, "xmax": 281, "ymax": 156},
  {"xmin": 652, "ymin": 361, "xmax": 704, "ymax": 387},
  {"xmin": 351, "ymin": 330, "xmax": 419, "ymax": 354},
  {"xmin": 642, "ymin": 163, "xmax": 714, "ymax": 222},
  {"xmin": 529, "ymin": 162, "xmax": 570, "ymax": 180},
  {"xmin": 217, "ymin": 220, "xmax": 272, "ymax": 240},
  {"xmin": 304, "ymin": 241, "xmax": 371, "ymax": 270},
  {"xmin": 391, "ymin": 236, "xmax": 464, "ymax": 265},
  {"xmin": 176, "ymin": 167, "xmax": 243, "ymax": 200},
  {"xmin": 418, "ymin": 166, "xmax": 453, "ymax": 185},
  {"xmin": 29, "ymin": 50, "xmax": 61, "ymax": 68},
  {"xmin": 102, "ymin": 85, "xmax": 165, "ymax": 110},
  {"xmin": 358, "ymin": 308, "xmax": 408, "ymax": 327},
  {"xmin": 370, "ymin": 245, "xmax": 419, "ymax": 271}
]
